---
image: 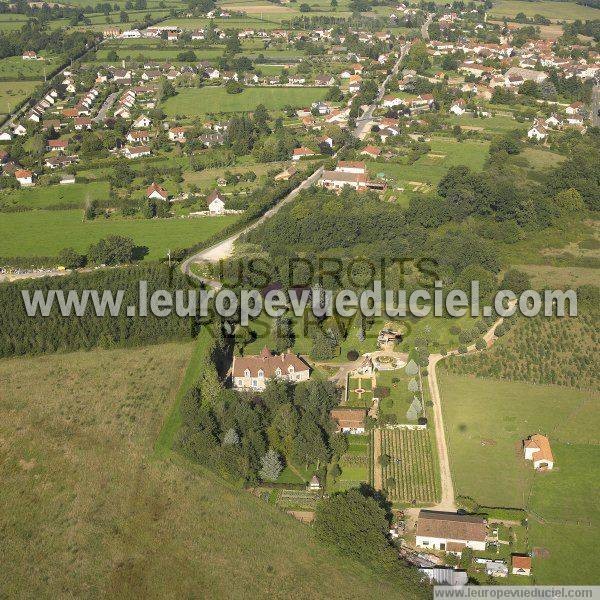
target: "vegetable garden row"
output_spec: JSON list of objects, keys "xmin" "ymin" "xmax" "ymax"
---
[{"xmin": 381, "ymin": 428, "xmax": 436, "ymax": 503}]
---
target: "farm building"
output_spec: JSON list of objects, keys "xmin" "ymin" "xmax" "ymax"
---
[
  {"xmin": 523, "ymin": 434, "xmax": 554, "ymax": 470},
  {"xmin": 329, "ymin": 408, "xmax": 367, "ymax": 434},
  {"xmin": 416, "ymin": 510, "xmax": 487, "ymax": 553}
]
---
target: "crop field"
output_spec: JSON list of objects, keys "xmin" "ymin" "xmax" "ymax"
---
[
  {"xmin": 0, "ymin": 343, "xmax": 406, "ymax": 598},
  {"xmin": 380, "ymin": 428, "xmax": 436, "ymax": 504},
  {"xmin": 0, "ymin": 81, "xmax": 41, "ymax": 114},
  {"xmin": 488, "ymin": 0, "xmax": 600, "ymax": 21},
  {"xmin": 0, "ymin": 209, "xmax": 239, "ymax": 260},
  {"xmin": 0, "ymin": 15, "xmax": 27, "ymax": 31},
  {"xmin": 163, "ymin": 86, "xmax": 328, "ymax": 116}
]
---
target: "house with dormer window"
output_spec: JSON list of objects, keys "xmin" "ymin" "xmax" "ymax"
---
[{"xmin": 231, "ymin": 347, "xmax": 310, "ymax": 391}]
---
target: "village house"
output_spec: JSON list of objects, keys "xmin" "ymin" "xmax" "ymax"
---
[
  {"xmin": 147, "ymin": 182, "xmax": 168, "ymax": 201},
  {"xmin": 22, "ymin": 51, "xmax": 38, "ymax": 60},
  {"xmin": 231, "ymin": 347, "xmax": 310, "ymax": 391},
  {"xmin": 127, "ymin": 130, "xmax": 151, "ymax": 144},
  {"xmin": 124, "ymin": 145, "xmax": 151, "ymax": 159},
  {"xmin": 168, "ymin": 126, "xmax": 187, "ymax": 142},
  {"xmin": 15, "ymin": 169, "xmax": 34, "ymax": 186},
  {"xmin": 361, "ymin": 145, "xmax": 381, "ymax": 159},
  {"xmin": 133, "ymin": 114, "xmax": 151, "ymax": 129},
  {"xmin": 206, "ymin": 190, "xmax": 226, "ymax": 214},
  {"xmin": 292, "ymin": 147, "xmax": 315, "ymax": 161},
  {"xmin": 330, "ymin": 408, "xmax": 367, "ymax": 434},
  {"xmin": 336, "ymin": 160, "xmax": 366, "ymax": 174},
  {"xmin": 528, "ymin": 119, "xmax": 549, "ymax": 141},
  {"xmin": 416, "ymin": 510, "xmax": 487, "ymax": 553},
  {"xmin": 523, "ymin": 434, "xmax": 554, "ymax": 470},
  {"xmin": 449, "ymin": 99, "xmax": 467, "ymax": 115},
  {"xmin": 74, "ymin": 117, "xmax": 92, "ymax": 131},
  {"xmin": 46, "ymin": 139, "xmax": 69, "ymax": 153}
]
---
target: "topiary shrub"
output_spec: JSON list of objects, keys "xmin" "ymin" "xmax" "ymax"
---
[
  {"xmin": 418, "ymin": 417, "xmax": 428, "ymax": 425},
  {"xmin": 346, "ymin": 349, "xmax": 359, "ymax": 361}
]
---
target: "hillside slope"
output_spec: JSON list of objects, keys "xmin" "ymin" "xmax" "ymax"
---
[{"xmin": 0, "ymin": 343, "xmax": 423, "ymax": 599}]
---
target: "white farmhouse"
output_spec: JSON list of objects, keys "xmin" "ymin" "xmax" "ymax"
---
[
  {"xmin": 207, "ymin": 190, "xmax": 226, "ymax": 214},
  {"xmin": 416, "ymin": 510, "xmax": 487, "ymax": 553}
]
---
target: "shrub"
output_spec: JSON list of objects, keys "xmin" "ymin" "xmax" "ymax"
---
[
  {"xmin": 418, "ymin": 417, "xmax": 428, "ymax": 425},
  {"xmin": 373, "ymin": 386, "xmax": 390, "ymax": 398},
  {"xmin": 449, "ymin": 325, "xmax": 461, "ymax": 335},
  {"xmin": 475, "ymin": 338, "xmax": 487, "ymax": 350},
  {"xmin": 458, "ymin": 345, "xmax": 468, "ymax": 354},
  {"xmin": 347, "ymin": 349, "xmax": 359, "ymax": 361}
]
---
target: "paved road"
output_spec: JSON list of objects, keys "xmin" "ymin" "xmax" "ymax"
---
[
  {"xmin": 181, "ymin": 165, "xmax": 324, "ymax": 280},
  {"xmin": 94, "ymin": 91, "xmax": 119, "ymax": 123},
  {"xmin": 591, "ymin": 85, "xmax": 600, "ymax": 128},
  {"xmin": 421, "ymin": 13, "xmax": 433, "ymax": 41},
  {"xmin": 354, "ymin": 43, "xmax": 410, "ymax": 139}
]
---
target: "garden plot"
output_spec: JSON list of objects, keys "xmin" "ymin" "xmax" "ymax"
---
[{"xmin": 380, "ymin": 428, "xmax": 436, "ymax": 504}]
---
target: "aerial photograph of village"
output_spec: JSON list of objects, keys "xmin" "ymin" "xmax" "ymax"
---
[{"xmin": 0, "ymin": 0, "xmax": 598, "ymax": 596}]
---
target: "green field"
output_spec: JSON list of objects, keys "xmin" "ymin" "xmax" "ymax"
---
[
  {"xmin": 0, "ymin": 182, "xmax": 110, "ymax": 209},
  {"xmin": 163, "ymin": 86, "xmax": 328, "ymax": 116},
  {"xmin": 0, "ymin": 55, "xmax": 61, "ymax": 79},
  {"xmin": 0, "ymin": 342, "xmax": 416, "ymax": 598},
  {"xmin": 0, "ymin": 209, "xmax": 239, "ymax": 260},
  {"xmin": 438, "ymin": 372, "xmax": 599, "ymax": 584},
  {"xmin": 369, "ymin": 138, "xmax": 490, "ymax": 187},
  {"xmin": 0, "ymin": 80, "xmax": 41, "ymax": 114},
  {"xmin": 489, "ymin": 0, "xmax": 600, "ymax": 21}
]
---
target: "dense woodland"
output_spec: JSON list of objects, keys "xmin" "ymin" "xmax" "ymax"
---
[
  {"xmin": 0, "ymin": 263, "xmax": 195, "ymax": 357},
  {"xmin": 244, "ymin": 132, "xmax": 600, "ymax": 288},
  {"xmin": 176, "ymin": 328, "xmax": 347, "ymax": 484}
]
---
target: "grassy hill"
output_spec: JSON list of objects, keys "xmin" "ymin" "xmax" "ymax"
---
[{"xmin": 0, "ymin": 342, "xmax": 423, "ymax": 599}]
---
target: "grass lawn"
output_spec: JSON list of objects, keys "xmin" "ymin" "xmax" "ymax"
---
[
  {"xmin": 488, "ymin": 0, "xmax": 600, "ymax": 21},
  {"xmin": 0, "ymin": 181, "xmax": 110, "ymax": 209},
  {"xmin": 0, "ymin": 209, "xmax": 239, "ymax": 260},
  {"xmin": 0, "ymin": 343, "xmax": 415, "ymax": 598},
  {"xmin": 447, "ymin": 113, "xmax": 526, "ymax": 134},
  {"xmin": 369, "ymin": 138, "xmax": 489, "ymax": 187},
  {"xmin": 438, "ymin": 372, "xmax": 599, "ymax": 584},
  {"xmin": 163, "ymin": 86, "xmax": 328, "ymax": 116},
  {"xmin": 0, "ymin": 55, "xmax": 61, "ymax": 79},
  {"xmin": 0, "ymin": 80, "xmax": 41, "ymax": 114},
  {"xmin": 331, "ymin": 434, "xmax": 370, "ymax": 491},
  {"xmin": 377, "ymin": 368, "xmax": 420, "ymax": 424}
]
